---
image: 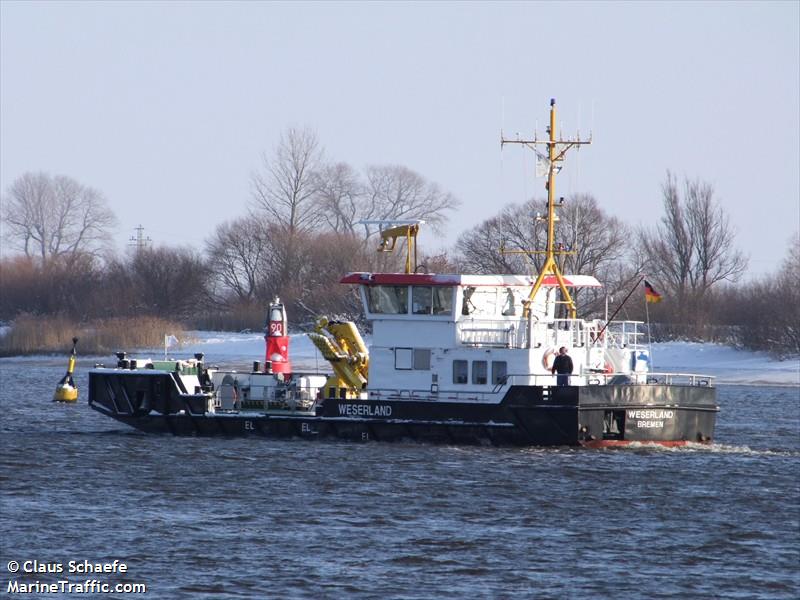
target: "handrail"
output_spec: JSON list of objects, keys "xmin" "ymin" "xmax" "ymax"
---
[{"xmin": 361, "ymin": 369, "xmax": 715, "ymax": 402}]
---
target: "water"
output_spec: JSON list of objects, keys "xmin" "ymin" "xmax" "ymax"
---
[{"xmin": 1, "ymin": 357, "xmax": 798, "ymax": 599}]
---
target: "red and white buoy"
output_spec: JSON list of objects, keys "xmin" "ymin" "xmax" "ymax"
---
[{"xmin": 264, "ymin": 297, "xmax": 291, "ymax": 375}]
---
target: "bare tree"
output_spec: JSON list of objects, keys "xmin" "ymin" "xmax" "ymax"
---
[
  {"xmin": 639, "ymin": 172, "xmax": 747, "ymax": 319},
  {"xmin": 358, "ymin": 165, "xmax": 459, "ymax": 238},
  {"xmin": 107, "ymin": 246, "xmax": 209, "ymax": 319},
  {"xmin": 456, "ymin": 195, "xmax": 629, "ymax": 272},
  {"xmin": 313, "ymin": 162, "xmax": 364, "ymax": 235},
  {"xmin": 774, "ymin": 232, "xmax": 800, "ymax": 354},
  {"xmin": 455, "ymin": 194, "xmax": 633, "ymax": 315},
  {"xmin": 206, "ymin": 217, "xmax": 273, "ymax": 304},
  {"xmin": 456, "ymin": 211, "xmax": 529, "ymax": 274},
  {"xmin": 2, "ymin": 172, "xmax": 117, "ymax": 261},
  {"xmin": 251, "ymin": 127, "xmax": 323, "ymax": 234}
]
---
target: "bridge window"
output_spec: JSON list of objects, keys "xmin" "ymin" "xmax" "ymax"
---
[
  {"xmin": 492, "ymin": 361, "xmax": 507, "ymax": 384},
  {"xmin": 453, "ymin": 360, "xmax": 468, "ymax": 384},
  {"xmin": 472, "ymin": 360, "xmax": 487, "ymax": 385},
  {"xmin": 412, "ymin": 286, "xmax": 432, "ymax": 314},
  {"xmin": 434, "ymin": 287, "xmax": 454, "ymax": 314},
  {"xmin": 367, "ymin": 286, "xmax": 408, "ymax": 314},
  {"xmin": 412, "ymin": 286, "xmax": 454, "ymax": 315}
]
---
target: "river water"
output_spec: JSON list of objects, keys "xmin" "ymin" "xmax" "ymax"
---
[{"xmin": 1, "ymin": 356, "xmax": 798, "ymax": 599}]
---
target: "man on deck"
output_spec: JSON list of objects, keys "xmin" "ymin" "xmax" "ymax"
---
[{"xmin": 551, "ymin": 347, "xmax": 573, "ymax": 386}]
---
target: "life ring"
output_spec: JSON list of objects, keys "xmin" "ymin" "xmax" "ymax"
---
[
  {"xmin": 542, "ymin": 348, "xmax": 557, "ymax": 370},
  {"xmin": 604, "ymin": 362, "xmax": 614, "ymax": 374}
]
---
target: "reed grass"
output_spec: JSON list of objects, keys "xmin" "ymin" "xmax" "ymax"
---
[
  {"xmin": 193, "ymin": 305, "xmax": 265, "ymax": 333},
  {"xmin": 0, "ymin": 314, "xmax": 184, "ymax": 356}
]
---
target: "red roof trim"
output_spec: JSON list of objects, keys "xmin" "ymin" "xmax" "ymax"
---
[{"xmin": 340, "ymin": 273, "xmax": 461, "ymax": 286}]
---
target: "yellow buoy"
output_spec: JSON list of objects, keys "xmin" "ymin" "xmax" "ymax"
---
[{"xmin": 53, "ymin": 337, "xmax": 79, "ymax": 403}]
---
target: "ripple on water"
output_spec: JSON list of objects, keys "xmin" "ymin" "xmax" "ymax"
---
[{"xmin": 0, "ymin": 361, "xmax": 798, "ymax": 599}]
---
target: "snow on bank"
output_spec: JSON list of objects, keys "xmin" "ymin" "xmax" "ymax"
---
[
  {"xmin": 166, "ymin": 332, "xmax": 799, "ymax": 387},
  {"xmin": 172, "ymin": 331, "xmax": 325, "ymax": 370},
  {"xmin": 650, "ymin": 342, "xmax": 799, "ymax": 386}
]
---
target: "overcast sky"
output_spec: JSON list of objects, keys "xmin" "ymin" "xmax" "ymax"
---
[{"xmin": 1, "ymin": 1, "xmax": 798, "ymax": 278}]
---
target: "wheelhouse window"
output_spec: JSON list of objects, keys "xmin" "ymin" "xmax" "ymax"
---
[
  {"xmin": 453, "ymin": 360, "xmax": 468, "ymax": 384},
  {"xmin": 412, "ymin": 286, "xmax": 454, "ymax": 316},
  {"xmin": 434, "ymin": 287, "xmax": 454, "ymax": 315},
  {"xmin": 412, "ymin": 286, "xmax": 432, "ymax": 314},
  {"xmin": 472, "ymin": 360, "xmax": 487, "ymax": 385},
  {"xmin": 366, "ymin": 286, "xmax": 408, "ymax": 314},
  {"xmin": 492, "ymin": 361, "xmax": 507, "ymax": 384}
]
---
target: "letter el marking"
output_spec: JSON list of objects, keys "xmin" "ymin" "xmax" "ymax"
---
[{"xmin": 244, "ymin": 420, "xmax": 254, "ymax": 430}]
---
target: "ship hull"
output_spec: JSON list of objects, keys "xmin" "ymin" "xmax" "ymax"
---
[{"xmin": 89, "ymin": 371, "xmax": 717, "ymax": 446}]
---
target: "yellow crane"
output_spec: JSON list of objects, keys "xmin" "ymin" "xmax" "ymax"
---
[{"xmin": 307, "ymin": 317, "xmax": 369, "ymax": 399}]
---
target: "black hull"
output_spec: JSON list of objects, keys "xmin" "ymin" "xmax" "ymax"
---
[{"xmin": 89, "ymin": 371, "xmax": 718, "ymax": 447}]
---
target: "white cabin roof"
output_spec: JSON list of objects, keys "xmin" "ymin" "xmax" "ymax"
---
[{"xmin": 340, "ymin": 272, "xmax": 602, "ymax": 288}]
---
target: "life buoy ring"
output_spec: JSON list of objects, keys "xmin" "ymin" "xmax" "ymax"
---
[
  {"xmin": 542, "ymin": 348, "xmax": 557, "ymax": 370},
  {"xmin": 604, "ymin": 362, "xmax": 614, "ymax": 374}
]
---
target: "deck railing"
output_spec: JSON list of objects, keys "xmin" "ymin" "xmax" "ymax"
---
[
  {"xmin": 362, "ymin": 371, "xmax": 715, "ymax": 404},
  {"xmin": 456, "ymin": 315, "xmax": 650, "ymax": 351}
]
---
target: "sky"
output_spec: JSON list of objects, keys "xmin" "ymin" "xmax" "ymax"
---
[{"xmin": 1, "ymin": 1, "xmax": 798, "ymax": 278}]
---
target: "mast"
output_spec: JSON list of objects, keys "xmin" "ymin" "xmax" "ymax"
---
[{"xmin": 501, "ymin": 98, "xmax": 591, "ymax": 318}]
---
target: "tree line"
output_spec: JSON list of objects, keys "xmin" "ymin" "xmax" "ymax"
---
[{"xmin": 1, "ymin": 128, "xmax": 797, "ymax": 357}]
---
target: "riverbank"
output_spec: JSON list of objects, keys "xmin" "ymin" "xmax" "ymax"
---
[
  {"xmin": 0, "ymin": 315, "xmax": 184, "ymax": 357},
  {"xmin": 1, "ymin": 327, "xmax": 797, "ymax": 386}
]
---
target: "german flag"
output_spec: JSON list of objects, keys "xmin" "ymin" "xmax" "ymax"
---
[{"xmin": 645, "ymin": 280, "xmax": 663, "ymax": 303}]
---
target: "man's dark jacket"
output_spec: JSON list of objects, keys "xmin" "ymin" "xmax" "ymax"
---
[{"xmin": 552, "ymin": 354, "xmax": 573, "ymax": 374}]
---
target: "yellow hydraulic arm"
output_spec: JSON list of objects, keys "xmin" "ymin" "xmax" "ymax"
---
[{"xmin": 307, "ymin": 317, "xmax": 369, "ymax": 398}]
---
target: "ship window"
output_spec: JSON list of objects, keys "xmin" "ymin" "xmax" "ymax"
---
[
  {"xmin": 412, "ymin": 286, "xmax": 432, "ymax": 314},
  {"xmin": 395, "ymin": 348, "xmax": 413, "ymax": 370},
  {"xmin": 492, "ymin": 361, "xmax": 507, "ymax": 384},
  {"xmin": 453, "ymin": 360, "xmax": 468, "ymax": 384},
  {"xmin": 433, "ymin": 287, "xmax": 454, "ymax": 315},
  {"xmin": 411, "ymin": 286, "xmax": 454, "ymax": 315},
  {"xmin": 472, "ymin": 360, "xmax": 487, "ymax": 385},
  {"xmin": 413, "ymin": 349, "xmax": 431, "ymax": 370},
  {"xmin": 366, "ymin": 285, "xmax": 408, "ymax": 314}
]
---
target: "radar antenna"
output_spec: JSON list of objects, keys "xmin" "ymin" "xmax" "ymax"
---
[{"xmin": 356, "ymin": 219, "xmax": 426, "ymax": 274}]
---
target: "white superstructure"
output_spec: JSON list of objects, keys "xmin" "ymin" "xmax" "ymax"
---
[{"xmin": 341, "ymin": 272, "xmax": 653, "ymax": 402}]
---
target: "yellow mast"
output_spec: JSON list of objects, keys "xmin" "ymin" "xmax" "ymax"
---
[{"xmin": 501, "ymin": 98, "xmax": 591, "ymax": 318}]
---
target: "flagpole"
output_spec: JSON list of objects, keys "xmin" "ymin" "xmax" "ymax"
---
[
  {"xmin": 594, "ymin": 275, "xmax": 645, "ymax": 340},
  {"xmin": 644, "ymin": 281, "xmax": 653, "ymax": 369}
]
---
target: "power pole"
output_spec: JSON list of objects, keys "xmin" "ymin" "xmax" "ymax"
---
[
  {"xmin": 500, "ymin": 98, "xmax": 591, "ymax": 318},
  {"xmin": 128, "ymin": 225, "xmax": 152, "ymax": 253}
]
